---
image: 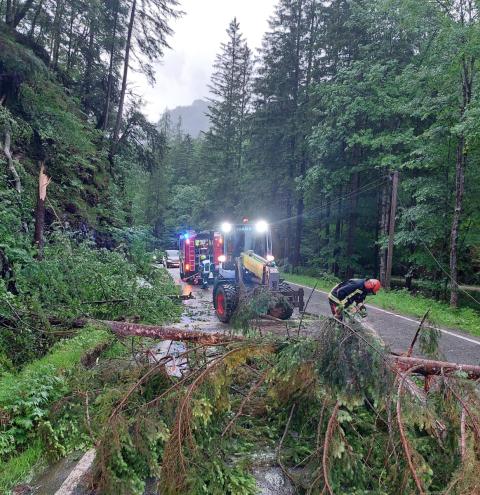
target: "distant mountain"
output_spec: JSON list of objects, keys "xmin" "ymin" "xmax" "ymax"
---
[{"xmin": 161, "ymin": 99, "xmax": 210, "ymax": 137}]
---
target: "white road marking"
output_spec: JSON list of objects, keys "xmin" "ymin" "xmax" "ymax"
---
[{"xmin": 289, "ymin": 282, "xmax": 480, "ymax": 346}]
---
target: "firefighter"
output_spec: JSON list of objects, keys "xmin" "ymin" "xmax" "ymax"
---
[
  {"xmin": 328, "ymin": 278, "xmax": 381, "ymax": 319},
  {"xmin": 200, "ymin": 255, "xmax": 210, "ymax": 289}
]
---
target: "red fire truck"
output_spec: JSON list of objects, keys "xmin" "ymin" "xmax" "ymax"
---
[{"xmin": 178, "ymin": 230, "xmax": 223, "ymax": 283}]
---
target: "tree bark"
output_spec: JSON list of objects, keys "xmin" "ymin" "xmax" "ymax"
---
[
  {"xmin": 393, "ymin": 355, "xmax": 480, "ymax": 380},
  {"xmin": 28, "ymin": 0, "xmax": 43, "ymax": 38},
  {"xmin": 13, "ymin": 0, "xmax": 36, "ymax": 28},
  {"xmin": 332, "ymin": 187, "xmax": 343, "ymax": 276},
  {"xmin": 34, "ymin": 162, "xmax": 51, "ymax": 260},
  {"xmin": 82, "ymin": 11, "xmax": 96, "ymax": 101},
  {"xmin": 346, "ymin": 172, "xmax": 360, "ymax": 278},
  {"xmin": 101, "ymin": 320, "xmax": 243, "ymax": 344},
  {"xmin": 3, "ymin": 130, "xmax": 22, "ymax": 193},
  {"xmin": 111, "ymin": 0, "xmax": 136, "ymax": 156},
  {"xmin": 378, "ymin": 179, "xmax": 389, "ymax": 285},
  {"xmin": 102, "ymin": 0, "xmax": 119, "ymax": 131},
  {"xmin": 5, "ymin": 0, "xmax": 13, "ymax": 25},
  {"xmin": 50, "ymin": 0, "xmax": 65, "ymax": 69},
  {"xmin": 450, "ymin": 48, "xmax": 473, "ymax": 307},
  {"xmin": 385, "ymin": 171, "xmax": 399, "ymax": 289}
]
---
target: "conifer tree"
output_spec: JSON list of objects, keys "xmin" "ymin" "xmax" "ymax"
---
[{"xmin": 205, "ymin": 18, "xmax": 252, "ymax": 215}]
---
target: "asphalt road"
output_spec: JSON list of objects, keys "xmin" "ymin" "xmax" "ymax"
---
[{"xmin": 288, "ymin": 281, "xmax": 480, "ymax": 365}]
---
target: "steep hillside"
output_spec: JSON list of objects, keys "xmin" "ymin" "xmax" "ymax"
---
[{"xmin": 0, "ymin": 29, "xmax": 130, "ymax": 236}]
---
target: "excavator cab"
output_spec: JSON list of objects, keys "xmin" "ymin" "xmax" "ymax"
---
[{"xmin": 213, "ymin": 220, "xmax": 304, "ymax": 323}]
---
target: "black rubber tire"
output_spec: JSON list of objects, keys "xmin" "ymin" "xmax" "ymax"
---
[
  {"xmin": 213, "ymin": 283, "xmax": 238, "ymax": 323},
  {"xmin": 268, "ymin": 301, "xmax": 294, "ymax": 320},
  {"xmin": 269, "ymin": 282, "xmax": 295, "ymax": 320}
]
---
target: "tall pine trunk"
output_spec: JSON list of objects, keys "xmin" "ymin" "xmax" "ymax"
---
[
  {"xmin": 102, "ymin": 0, "xmax": 119, "ymax": 131},
  {"xmin": 112, "ymin": 0, "xmax": 136, "ymax": 156},
  {"xmin": 346, "ymin": 172, "xmax": 359, "ymax": 278},
  {"xmin": 50, "ymin": 0, "xmax": 64, "ymax": 68},
  {"xmin": 378, "ymin": 179, "xmax": 390, "ymax": 286},
  {"xmin": 449, "ymin": 53, "xmax": 473, "ymax": 307},
  {"xmin": 449, "ymin": 137, "xmax": 467, "ymax": 307},
  {"xmin": 5, "ymin": 0, "xmax": 13, "ymax": 25}
]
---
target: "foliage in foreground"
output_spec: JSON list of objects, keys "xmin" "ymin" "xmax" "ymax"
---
[
  {"xmin": 0, "ymin": 327, "xmax": 112, "ymax": 488},
  {"xmin": 0, "ymin": 235, "xmax": 180, "ymax": 367},
  {"xmin": 93, "ymin": 317, "xmax": 480, "ymax": 495}
]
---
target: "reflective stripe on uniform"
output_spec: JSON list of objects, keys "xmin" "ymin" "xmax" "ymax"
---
[{"xmin": 329, "ymin": 288, "xmax": 363, "ymax": 306}]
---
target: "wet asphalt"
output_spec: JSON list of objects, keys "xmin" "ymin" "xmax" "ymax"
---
[
  {"xmin": 168, "ymin": 267, "xmax": 480, "ymax": 366},
  {"xmin": 288, "ymin": 281, "xmax": 480, "ymax": 365}
]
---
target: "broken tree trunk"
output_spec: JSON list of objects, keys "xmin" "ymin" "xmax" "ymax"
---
[
  {"xmin": 101, "ymin": 320, "xmax": 243, "ymax": 344},
  {"xmin": 393, "ymin": 355, "xmax": 480, "ymax": 380},
  {"xmin": 33, "ymin": 162, "xmax": 51, "ymax": 260},
  {"xmin": 3, "ymin": 128, "xmax": 22, "ymax": 193}
]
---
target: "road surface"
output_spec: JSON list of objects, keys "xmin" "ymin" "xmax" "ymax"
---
[
  {"xmin": 288, "ymin": 281, "xmax": 480, "ymax": 365},
  {"xmin": 168, "ymin": 267, "xmax": 480, "ymax": 365}
]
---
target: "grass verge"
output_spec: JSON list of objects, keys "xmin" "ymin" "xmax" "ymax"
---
[
  {"xmin": 282, "ymin": 272, "xmax": 480, "ymax": 336},
  {"xmin": 0, "ymin": 326, "xmax": 112, "ymax": 493},
  {"xmin": 0, "ymin": 443, "xmax": 44, "ymax": 493}
]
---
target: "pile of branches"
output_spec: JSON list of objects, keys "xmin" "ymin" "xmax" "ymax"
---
[{"xmin": 92, "ymin": 316, "xmax": 480, "ymax": 495}]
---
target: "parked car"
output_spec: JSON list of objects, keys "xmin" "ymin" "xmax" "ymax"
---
[{"xmin": 163, "ymin": 249, "xmax": 180, "ymax": 268}]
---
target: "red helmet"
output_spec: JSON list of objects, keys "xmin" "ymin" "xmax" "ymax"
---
[{"xmin": 365, "ymin": 279, "xmax": 381, "ymax": 294}]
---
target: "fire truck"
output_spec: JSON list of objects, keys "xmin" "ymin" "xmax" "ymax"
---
[{"xmin": 178, "ymin": 230, "xmax": 223, "ymax": 284}]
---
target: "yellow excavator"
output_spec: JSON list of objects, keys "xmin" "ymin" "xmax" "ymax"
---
[{"xmin": 212, "ymin": 220, "xmax": 304, "ymax": 322}]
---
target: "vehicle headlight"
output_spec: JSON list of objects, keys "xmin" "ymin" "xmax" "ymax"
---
[
  {"xmin": 266, "ymin": 255, "xmax": 275, "ymax": 262},
  {"xmin": 221, "ymin": 222, "xmax": 232, "ymax": 233},
  {"xmin": 218, "ymin": 255, "xmax": 226, "ymax": 263},
  {"xmin": 255, "ymin": 220, "xmax": 268, "ymax": 233}
]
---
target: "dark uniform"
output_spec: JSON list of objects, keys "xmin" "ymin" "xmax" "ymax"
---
[{"xmin": 328, "ymin": 278, "xmax": 370, "ymax": 318}]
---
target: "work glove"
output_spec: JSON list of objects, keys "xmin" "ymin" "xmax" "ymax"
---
[{"xmin": 357, "ymin": 305, "xmax": 367, "ymax": 318}]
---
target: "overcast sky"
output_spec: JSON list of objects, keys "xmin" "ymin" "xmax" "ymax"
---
[{"xmin": 130, "ymin": 0, "xmax": 277, "ymax": 122}]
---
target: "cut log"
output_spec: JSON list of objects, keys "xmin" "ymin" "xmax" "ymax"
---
[
  {"xmin": 393, "ymin": 356, "xmax": 480, "ymax": 380},
  {"xmin": 100, "ymin": 320, "xmax": 243, "ymax": 344}
]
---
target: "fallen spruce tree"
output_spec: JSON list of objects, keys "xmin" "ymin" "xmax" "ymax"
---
[{"xmin": 88, "ymin": 315, "xmax": 480, "ymax": 495}]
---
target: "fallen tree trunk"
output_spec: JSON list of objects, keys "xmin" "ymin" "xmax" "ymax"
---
[
  {"xmin": 393, "ymin": 355, "xmax": 480, "ymax": 380},
  {"xmin": 100, "ymin": 320, "xmax": 243, "ymax": 344},
  {"xmin": 70, "ymin": 320, "xmax": 480, "ymax": 379}
]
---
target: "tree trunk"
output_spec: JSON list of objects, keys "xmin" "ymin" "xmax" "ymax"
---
[
  {"xmin": 449, "ymin": 138, "xmax": 466, "ymax": 307},
  {"xmin": 346, "ymin": 172, "xmax": 359, "ymax": 278},
  {"xmin": 102, "ymin": 320, "xmax": 243, "ymax": 344},
  {"xmin": 3, "ymin": 129, "xmax": 22, "ymax": 193},
  {"xmin": 385, "ymin": 171, "xmax": 399, "ymax": 289},
  {"xmin": 28, "ymin": 0, "xmax": 43, "ymax": 38},
  {"xmin": 294, "ymin": 192, "xmax": 304, "ymax": 267},
  {"xmin": 13, "ymin": 0, "xmax": 36, "ymax": 28},
  {"xmin": 449, "ymin": 52, "xmax": 473, "ymax": 307},
  {"xmin": 34, "ymin": 162, "xmax": 51, "ymax": 260},
  {"xmin": 51, "ymin": 0, "xmax": 65, "ymax": 69},
  {"xmin": 378, "ymin": 179, "xmax": 389, "ymax": 286},
  {"xmin": 332, "ymin": 187, "xmax": 343, "ymax": 276},
  {"xmin": 111, "ymin": 0, "xmax": 136, "ymax": 156},
  {"xmin": 102, "ymin": 0, "xmax": 119, "ymax": 131},
  {"xmin": 5, "ymin": 0, "xmax": 13, "ymax": 25}
]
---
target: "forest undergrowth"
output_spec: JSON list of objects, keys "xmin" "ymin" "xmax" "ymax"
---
[{"xmin": 0, "ymin": 233, "xmax": 182, "ymax": 492}]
